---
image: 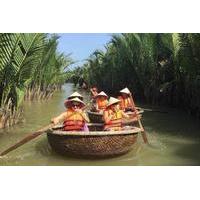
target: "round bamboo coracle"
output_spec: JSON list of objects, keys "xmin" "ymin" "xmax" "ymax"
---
[
  {"xmin": 87, "ymin": 111, "xmax": 104, "ymax": 123},
  {"xmin": 87, "ymin": 110, "xmax": 142, "ymax": 126},
  {"xmin": 46, "ymin": 127, "xmax": 141, "ymax": 158}
]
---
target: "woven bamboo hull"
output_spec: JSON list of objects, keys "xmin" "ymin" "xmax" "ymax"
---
[{"xmin": 47, "ymin": 128, "xmax": 141, "ymax": 158}]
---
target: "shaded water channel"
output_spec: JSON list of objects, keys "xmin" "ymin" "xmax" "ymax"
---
[{"xmin": 0, "ymin": 83, "xmax": 200, "ymax": 166}]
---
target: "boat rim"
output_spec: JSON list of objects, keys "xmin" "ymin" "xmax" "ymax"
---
[
  {"xmin": 47, "ymin": 127, "xmax": 142, "ymax": 136},
  {"xmin": 87, "ymin": 109, "xmax": 144, "ymax": 115}
]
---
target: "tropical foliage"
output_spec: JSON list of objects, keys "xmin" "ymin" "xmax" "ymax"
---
[
  {"xmin": 0, "ymin": 33, "xmax": 72, "ymax": 128},
  {"xmin": 69, "ymin": 64, "xmax": 89, "ymax": 88},
  {"xmin": 78, "ymin": 33, "xmax": 200, "ymax": 118}
]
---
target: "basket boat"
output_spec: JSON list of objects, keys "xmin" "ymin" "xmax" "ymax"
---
[
  {"xmin": 46, "ymin": 125, "xmax": 142, "ymax": 158},
  {"xmin": 87, "ymin": 111, "xmax": 104, "ymax": 123},
  {"xmin": 87, "ymin": 108, "xmax": 144, "ymax": 124}
]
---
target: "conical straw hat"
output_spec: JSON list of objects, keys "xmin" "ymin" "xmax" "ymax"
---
[
  {"xmin": 64, "ymin": 97, "xmax": 85, "ymax": 108},
  {"xmin": 106, "ymin": 97, "xmax": 121, "ymax": 108},
  {"xmin": 68, "ymin": 92, "xmax": 83, "ymax": 99},
  {"xmin": 120, "ymin": 87, "xmax": 131, "ymax": 94},
  {"xmin": 95, "ymin": 91, "xmax": 108, "ymax": 98}
]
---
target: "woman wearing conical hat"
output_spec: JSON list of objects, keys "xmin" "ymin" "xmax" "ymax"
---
[
  {"xmin": 103, "ymin": 97, "xmax": 129, "ymax": 131},
  {"xmin": 68, "ymin": 91, "xmax": 83, "ymax": 100},
  {"xmin": 93, "ymin": 91, "xmax": 108, "ymax": 113},
  {"xmin": 118, "ymin": 87, "xmax": 136, "ymax": 112},
  {"xmin": 51, "ymin": 97, "xmax": 90, "ymax": 131}
]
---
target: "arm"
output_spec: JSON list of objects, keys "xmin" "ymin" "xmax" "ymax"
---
[
  {"xmin": 90, "ymin": 89, "xmax": 98, "ymax": 97},
  {"xmin": 51, "ymin": 112, "xmax": 67, "ymax": 125},
  {"xmin": 122, "ymin": 111, "xmax": 130, "ymax": 119},
  {"xmin": 76, "ymin": 109, "xmax": 90, "ymax": 123},
  {"xmin": 80, "ymin": 112, "xmax": 90, "ymax": 123},
  {"xmin": 90, "ymin": 88, "xmax": 94, "ymax": 95}
]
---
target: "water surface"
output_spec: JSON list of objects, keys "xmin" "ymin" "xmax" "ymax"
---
[{"xmin": 0, "ymin": 83, "xmax": 200, "ymax": 166}]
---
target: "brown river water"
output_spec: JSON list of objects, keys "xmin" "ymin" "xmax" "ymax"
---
[{"xmin": 0, "ymin": 83, "xmax": 200, "ymax": 166}]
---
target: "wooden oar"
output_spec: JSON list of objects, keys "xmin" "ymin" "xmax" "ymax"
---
[
  {"xmin": 0, "ymin": 123, "xmax": 54, "ymax": 156},
  {"xmin": 135, "ymin": 106, "xmax": 168, "ymax": 114},
  {"xmin": 130, "ymin": 93, "xmax": 149, "ymax": 144},
  {"xmin": 0, "ymin": 103, "xmax": 91, "ymax": 157}
]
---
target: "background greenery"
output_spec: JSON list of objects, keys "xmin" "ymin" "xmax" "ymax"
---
[
  {"xmin": 0, "ymin": 33, "xmax": 73, "ymax": 127},
  {"xmin": 75, "ymin": 33, "xmax": 200, "ymax": 118}
]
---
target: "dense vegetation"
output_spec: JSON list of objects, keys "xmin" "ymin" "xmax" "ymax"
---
[
  {"xmin": 1, "ymin": 33, "xmax": 200, "ymax": 128},
  {"xmin": 78, "ymin": 33, "xmax": 200, "ymax": 118},
  {"xmin": 0, "ymin": 33, "xmax": 73, "ymax": 128}
]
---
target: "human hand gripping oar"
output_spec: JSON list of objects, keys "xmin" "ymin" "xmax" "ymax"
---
[
  {"xmin": 130, "ymin": 93, "xmax": 149, "ymax": 144},
  {"xmin": 0, "ymin": 102, "xmax": 91, "ymax": 157}
]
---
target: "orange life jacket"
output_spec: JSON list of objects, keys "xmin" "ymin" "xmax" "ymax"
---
[
  {"xmin": 63, "ymin": 109, "xmax": 85, "ymax": 131},
  {"xmin": 96, "ymin": 99, "xmax": 108, "ymax": 110},
  {"xmin": 118, "ymin": 96, "xmax": 134, "ymax": 111},
  {"xmin": 118, "ymin": 96, "xmax": 132, "ymax": 110},
  {"xmin": 104, "ymin": 108, "xmax": 122, "ymax": 131}
]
